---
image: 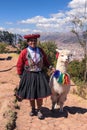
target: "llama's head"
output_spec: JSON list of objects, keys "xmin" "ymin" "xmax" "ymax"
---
[{"xmin": 56, "ymin": 49, "xmax": 72, "ymax": 72}]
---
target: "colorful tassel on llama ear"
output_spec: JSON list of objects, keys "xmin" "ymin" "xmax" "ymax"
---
[{"xmin": 56, "ymin": 52, "xmax": 59, "ymax": 59}]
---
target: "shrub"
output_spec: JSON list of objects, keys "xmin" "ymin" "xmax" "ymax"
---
[
  {"xmin": 38, "ymin": 41, "xmax": 57, "ymax": 66},
  {"xmin": 68, "ymin": 59, "xmax": 87, "ymax": 99},
  {"xmin": 0, "ymin": 42, "xmax": 8, "ymax": 53},
  {"xmin": 68, "ymin": 60, "xmax": 85, "ymax": 81}
]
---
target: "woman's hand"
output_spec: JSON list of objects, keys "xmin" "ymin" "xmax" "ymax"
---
[
  {"xmin": 49, "ymin": 66, "xmax": 56, "ymax": 74},
  {"xmin": 19, "ymin": 75, "xmax": 22, "ymax": 79},
  {"xmin": 51, "ymin": 67, "xmax": 56, "ymax": 73}
]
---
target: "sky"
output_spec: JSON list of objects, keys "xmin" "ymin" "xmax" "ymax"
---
[{"xmin": 0, "ymin": 0, "xmax": 87, "ymax": 35}]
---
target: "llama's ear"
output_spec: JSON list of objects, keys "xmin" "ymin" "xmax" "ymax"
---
[
  {"xmin": 56, "ymin": 49, "xmax": 61, "ymax": 53},
  {"xmin": 56, "ymin": 49, "xmax": 58, "ymax": 52}
]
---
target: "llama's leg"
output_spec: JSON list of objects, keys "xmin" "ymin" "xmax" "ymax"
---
[
  {"xmin": 51, "ymin": 95, "xmax": 57, "ymax": 112},
  {"xmin": 59, "ymin": 102, "xmax": 64, "ymax": 112},
  {"xmin": 58, "ymin": 93, "xmax": 67, "ymax": 112},
  {"xmin": 52, "ymin": 101, "xmax": 56, "ymax": 112}
]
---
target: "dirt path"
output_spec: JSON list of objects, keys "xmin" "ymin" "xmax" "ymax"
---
[
  {"xmin": 0, "ymin": 53, "xmax": 19, "ymax": 130},
  {"xmin": 15, "ymin": 93, "xmax": 87, "ymax": 130},
  {"xmin": 0, "ymin": 53, "xmax": 87, "ymax": 130}
]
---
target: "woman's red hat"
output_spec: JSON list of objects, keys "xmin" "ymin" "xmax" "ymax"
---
[{"xmin": 24, "ymin": 34, "xmax": 40, "ymax": 39}]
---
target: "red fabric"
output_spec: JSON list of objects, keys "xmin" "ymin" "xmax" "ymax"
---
[
  {"xmin": 16, "ymin": 48, "xmax": 50, "ymax": 75},
  {"xmin": 56, "ymin": 52, "xmax": 59, "ymax": 59},
  {"xmin": 64, "ymin": 74, "xmax": 70, "ymax": 85},
  {"xmin": 24, "ymin": 34, "xmax": 40, "ymax": 39}
]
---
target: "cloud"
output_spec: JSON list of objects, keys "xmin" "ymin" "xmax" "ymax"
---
[
  {"xmin": 68, "ymin": 0, "xmax": 86, "ymax": 17},
  {"xmin": 1, "ymin": 0, "xmax": 87, "ymax": 34},
  {"xmin": 6, "ymin": 28, "xmax": 31, "ymax": 34},
  {"xmin": 18, "ymin": 13, "xmax": 68, "ymax": 32},
  {"xmin": 19, "ymin": 16, "xmax": 57, "ymax": 24},
  {"xmin": 50, "ymin": 12, "xmax": 65, "ymax": 18},
  {"xmin": 0, "ymin": 27, "xmax": 5, "ymax": 31},
  {"xmin": 17, "ymin": 0, "xmax": 86, "ymax": 33},
  {"xmin": 68, "ymin": 0, "xmax": 86, "ymax": 9}
]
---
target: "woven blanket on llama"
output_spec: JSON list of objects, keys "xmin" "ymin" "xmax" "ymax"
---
[{"xmin": 53, "ymin": 70, "xmax": 70, "ymax": 85}]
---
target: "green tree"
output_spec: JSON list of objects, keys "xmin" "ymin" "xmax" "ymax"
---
[
  {"xmin": 38, "ymin": 41, "xmax": 57, "ymax": 66},
  {"xmin": 3, "ymin": 31, "xmax": 14, "ymax": 45},
  {"xmin": 71, "ymin": 1, "xmax": 87, "ymax": 82},
  {"xmin": 17, "ymin": 40, "xmax": 28, "ymax": 53}
]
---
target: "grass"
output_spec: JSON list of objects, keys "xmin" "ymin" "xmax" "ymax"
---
[{"xmin": 7, "ymin": 53, "xmax": 19, "ymax": 58}]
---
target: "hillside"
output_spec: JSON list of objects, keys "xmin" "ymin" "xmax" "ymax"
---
[
  {"xmin": 40, "ymin": 32, "xmax": 84, "ymax": 60},
  {"xmin": 40, "ymin": 32, "xmax": 78, "ymax": 44}
]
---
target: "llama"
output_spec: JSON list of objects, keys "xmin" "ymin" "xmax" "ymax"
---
[{"xmin": 49, "ymin": 49, "xmax": 72, "ymax": 112}]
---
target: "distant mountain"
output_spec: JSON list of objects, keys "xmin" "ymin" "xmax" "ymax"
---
[
  {"xmin": 39, "ymin": 32, "xmax": 84, "ymax": 60},
  {"xmin": 40, "ymin": 32, "xmax": 78, "ymax": 44}
]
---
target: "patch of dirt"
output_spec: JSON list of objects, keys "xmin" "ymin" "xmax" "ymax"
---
[{"xmin": 0, "ymin": 53, "xmax": 19, "ymax": 130}]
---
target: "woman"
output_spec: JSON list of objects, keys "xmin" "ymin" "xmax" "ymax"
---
[{"xmin": 16, "ymin": 34, "xmax": 53, "ymax": 119}]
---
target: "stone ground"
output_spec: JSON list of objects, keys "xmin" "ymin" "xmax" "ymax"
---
[{"xmin": 0, "ymin": 53, "xmax": 87, "ymax": 130}]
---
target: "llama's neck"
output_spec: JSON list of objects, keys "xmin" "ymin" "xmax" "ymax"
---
[{"xmin": 56, "ymin": 62, "xmax": 67, "ymax": 73}]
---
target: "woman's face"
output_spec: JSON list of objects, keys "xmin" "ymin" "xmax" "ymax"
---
[{"xmin": 27, "ymin": 38, "xmax": 37, "ymax": 48}]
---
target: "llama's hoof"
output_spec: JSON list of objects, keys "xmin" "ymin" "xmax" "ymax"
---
[
  {"xmin": 51, "ymin": 109, "xmax": 54, "ymax": 112},
  {"xmin": 37, "ymin": 110, "xmax": 44, "ymax": 120},
  {"xmin": 59, "ymin": 109, "xmax": 63, "ymax": 112}
]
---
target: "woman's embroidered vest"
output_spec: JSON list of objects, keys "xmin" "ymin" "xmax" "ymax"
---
[{"xmin": 25, "ymin": 47, "xmax": 43, "ymax": 72}]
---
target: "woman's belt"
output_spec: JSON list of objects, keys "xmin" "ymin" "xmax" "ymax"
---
[{"xmin": 24, "ymin": 65, "xmax": 42, "ymax": 72}]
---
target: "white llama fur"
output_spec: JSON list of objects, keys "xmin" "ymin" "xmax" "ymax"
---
[{"xmin": 49, "ymin": 49, "xmax": 72, "ymax": 112}]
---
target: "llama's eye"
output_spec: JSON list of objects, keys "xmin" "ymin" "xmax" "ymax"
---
[
  {"xmin": 68, "ymin": 56, "xmax": 70, "ymax": 59},
  {"xmin": 61, "ymin": 55, "xmax": 64, "ymax": 57}
]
